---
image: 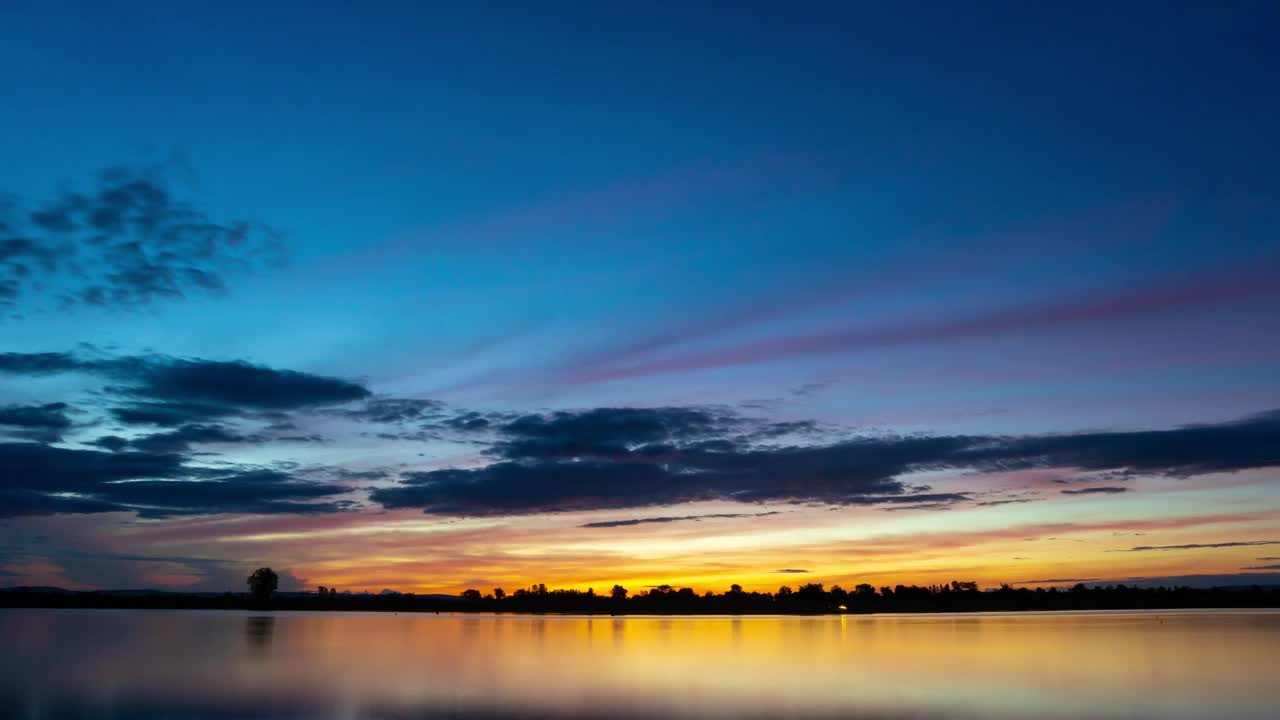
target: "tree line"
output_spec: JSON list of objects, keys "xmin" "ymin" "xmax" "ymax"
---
[
  {"xmin": 3, "ymin": 571, "xmax": 1278, "ymax": 614},
  {"xmin": 449, "ymin": 580, "xmax": 1280, "ymax": 614}
]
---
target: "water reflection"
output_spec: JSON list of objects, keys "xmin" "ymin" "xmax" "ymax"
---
[
  {"xmin": 244, "ymin": 615, "xmax": 275, "ymax": 656},
  {"xmin": 0, "ymin": 609, "xmax": 1276, "ymax": 719}
]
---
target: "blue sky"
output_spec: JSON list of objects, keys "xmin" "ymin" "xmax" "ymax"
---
[{"xmin": 1, "ymin": 2, "xmax": 1278, "ymax": 592}]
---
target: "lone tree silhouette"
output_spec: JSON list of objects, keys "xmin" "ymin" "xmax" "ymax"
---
[{"xmin": 247, "ymin": 567, "xmax": 279, "ymax": 601}]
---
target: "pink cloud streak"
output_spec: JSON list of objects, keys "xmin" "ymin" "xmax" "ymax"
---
[{"xmin": 578, "ymin": 262, "xmax": 1280, "ymax": 383}]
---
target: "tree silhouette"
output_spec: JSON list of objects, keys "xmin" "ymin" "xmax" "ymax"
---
[
  {"xmin": 247, "ymin": 567, "xmax": 279, "ymax": 601},
  {"xmin": 4, "ymin": 576, "xmax": 1278, "ymax": 614}
]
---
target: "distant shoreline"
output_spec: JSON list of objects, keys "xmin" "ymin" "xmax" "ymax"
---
[{"xmin": 4, "ymin": 583, "xmax": 1279, "ymax": 615}]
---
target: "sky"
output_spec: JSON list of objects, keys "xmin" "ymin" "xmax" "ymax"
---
[{"xmin": 1, "ymin": 1, "xmax": 1278, "ymax": 594}]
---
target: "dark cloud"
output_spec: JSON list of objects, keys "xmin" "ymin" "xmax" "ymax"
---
[
  {"xmin": 0, "ymin": 442, "xmax": 348, "ymax": 518},
  {"xmin": 1060, "ymin": 486, "xmax": 1129, "ymax": 495},
  {"xmin": 0, "ymin": 351, "xmax": 88, "ymax": 375},
  {"xmin": 337, "ymin": 398, "xmax": 446, "ymax": 424},
  {"xmin": 94, "ymin": 422, "xmax": 320, "ymax": 450},
  {"xmin": 490, "ymin": 407, "xmax": 747, "ymax": 460},
  {"xmin": 0, "ymin": 489, "xmax": 127, "ymax": 518},
  {"xmin": 278, "ymin": 434, "xmax": 325, "ymax": 444},
  {"xmin": 3, "ymin": 352, "xmax": 1278, "ymax": 523},
  {"xmin": 372, "ymin": 406, "xmax": 1280, "ymax": 517},
  {"xmin": 119, "ymin": 357, "xmax": 370, "ymax": 410},
  {"xmin": 373, "ymin": 462, "xmax": 684, "ymax": 516},
  {"xmin": 334, "ymin": 401, "xmax": 519, "ymax": 442},
  {"xmin": 2, "ymin": 166, "xmax": 286, "ymax": 310},
  {"xmin": 0, "ymin": 350, "xmax": 370, "ymax": 414},
  {"xmin": 442, "ymin": 411, "xmax": 495, "ymax": 431},
  {"xmin": 372, "ymin": 407, "xmax": 970, "ymax": 516},
  {"xmin": 579, "ymin": 511, "xmax": 780, "ymax": 528},
  {"xmin": 0, "ymin": 441, "xmax": 187, "ymax": 494},
  {"xmin": 1243, "ymin": 564, "xmax": 1280, "ymax": 570},
  {"xmin": 109, "ymin": 401, "xmax": 235, "ymax": 427},
  {"xmin": 332, "ymin": 468, "xmax": 390, "ymax": 482},
  {"xmin": 959, "ymin": 409, "xmax": 1280, "ymax": 478},
  {"xmin": 95, "ymin": 471, "xmax": 352, "ymax": 519},
  {"xmin": 0, "ymin": 402, "xmax": 73, "ymax": 442},
  {"xmin": 123, "ymin": 424, "xmax": 258, "ymax": 454},
  {"xmin": 774, "ymin": 568, "xmax": 810, "ymax": 574},
  {"xmin": 853, "ymin": 492, "xmax": 972, "ymax": 506},
  {"xmin": 1120, "ymin": 540, "xmax": 1280, "ymax": 552},
  {"xmin": 89, "ymin": 435, "xmax": 130, "ymax": 452}
]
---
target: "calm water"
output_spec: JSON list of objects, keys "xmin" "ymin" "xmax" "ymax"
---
[{"xmin": 2, "ymin": 609, "xmax": 1276, "ymax": 719}]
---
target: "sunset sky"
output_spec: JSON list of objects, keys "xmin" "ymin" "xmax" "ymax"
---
[{"xmin": 2, "ymin": 2, "xmax": 1278, "ymax": 594}]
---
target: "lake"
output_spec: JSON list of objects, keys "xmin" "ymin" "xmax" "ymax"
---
[{"xmin": 1, "ymin": 608, "xmax": 1276, "ymax": 719}]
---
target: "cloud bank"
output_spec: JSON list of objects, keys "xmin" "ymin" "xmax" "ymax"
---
[
  {"xmin": 3, "ymin": 348, "xmax": 1279, "ymax": 522},
  {"xmin": 371, "ymin": 407, "xmax": 1280, "ymax": 516}
]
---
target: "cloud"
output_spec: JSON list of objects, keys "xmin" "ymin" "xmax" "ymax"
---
[
  {"xmin": 442, "ymin": 411, "xmax": 496, "ymax": 431},
  {"xmin": 958, "ymin": 409, "xmax": 1280, "ymax": 478},
  {"xmin": 0, "ymin": 441, "xmax": 187, "ymax": 492},
  {"xmin": 3, "ymin": 350, "xmax": 1279, "ymax": 523},
  {"xmin": 371, "ymin": 406, "xmax": 1280, "ymax": 517},
  {"xmin": 335, "ymin": 397, "xmax": 447, "ymax": 424},
  {"xmin": 88, "ymin": 436, "xmax": 130, "ymax": 452},
  {"xmin": 119, "ymin": 357, "xmax": 370, "ymax": 410},
  {"xmin": 109, "ymin": 401, "xmax": 235, "ymax": 427},
  {"xmin": 0, "ymin": 350, "xmax": 374, "ymax": 518},
  {"xmin": 791, "ymin": 382, "xmax": 832, "ymax": 398},
  {"xmin": 119, "ymin": 424, "xmax": 259, "ymax": 454},
  {"xmin": 0, "ymin": 402, "xmax": 73, "ymax": 442},
  {"xmin": 855, "ymin": 492, "xmax": 972, "ymax": 506},
  {"xmin": 774, "ymin": 568, "xmax": 810, "ymax": 574},
  {"xmin": 488, "ymin": 406, "xmax": 747, "ymax": 460},
  {"xmin": 0, "ymin": 352, "xmax": 85, "ymax": 375},
  {"xmin": 1060, "ymin": 486, "xmax": 1129, "ymax": 495},
  {"xmin": 579, "ymin": 511, "xmax": 780, "ymax": 528},
  {"xmin": 1243, "ymin": 564, "xmax": 1280, "ymax": 570},
  {"xmin": 0, "ymin": 350, "xmax": 370, "ymax": 414},
  {"xmin": 94, "ymin": 472, "xmax": 352, "ymax": 519},
  {"xmin": 0, "ymin": 489, "xmax": 127, "ymax": 518},
  {"xmin": 0, "ymin": 442, "xmax": 349, "ymax": 518},
  {"xmin": 1120, "ymin": 540, "xmax": 1280, "ymax": 552},
  {"xmin": 371, "ymin": 409, "xmax": 979, "ymax": 515},
  {"xmin": 2, "ymin": 165, "xmax": 286, "ymax": 310}
]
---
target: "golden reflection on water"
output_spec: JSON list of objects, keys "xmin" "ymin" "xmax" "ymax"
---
[{"xmin": 2, "ymin": 609, "xmax": 1277, "ymax": 719}]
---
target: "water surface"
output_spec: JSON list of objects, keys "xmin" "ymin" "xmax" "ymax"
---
[{"xmin": 2, "ymin": 608, "xmax": 1276, "ymax": 719}]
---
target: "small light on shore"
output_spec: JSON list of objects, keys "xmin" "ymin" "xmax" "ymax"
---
[{"xmin": 837, "ymin": 605, "xmax": 848, "ymax": 612}]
